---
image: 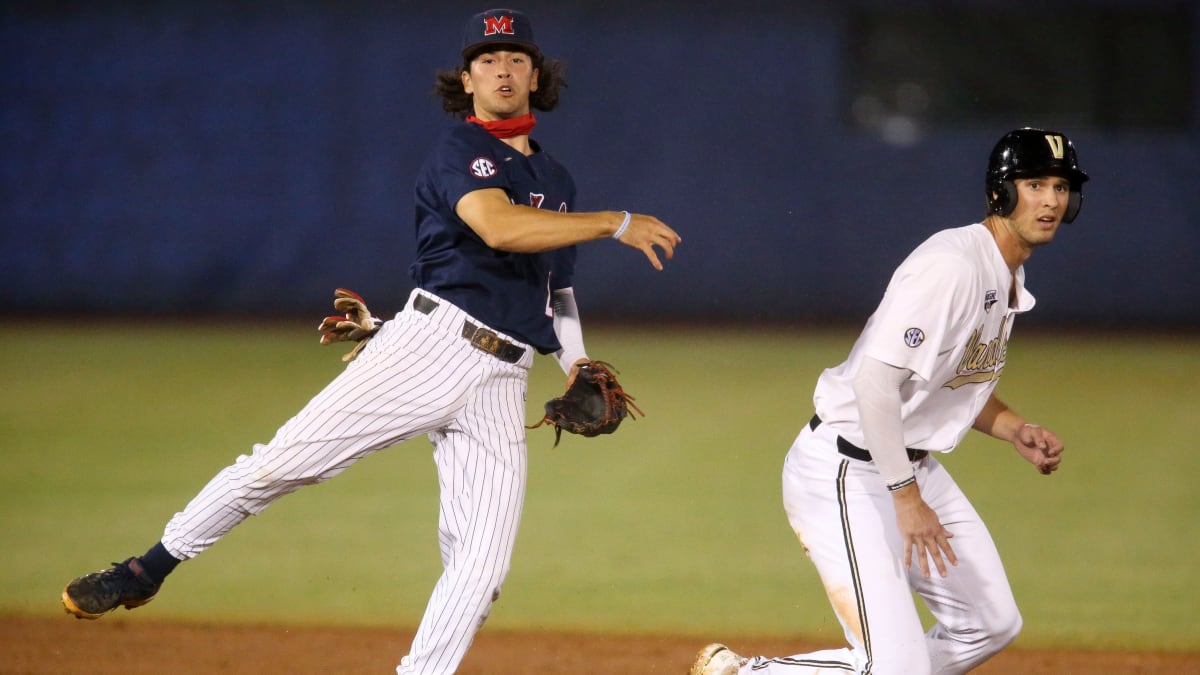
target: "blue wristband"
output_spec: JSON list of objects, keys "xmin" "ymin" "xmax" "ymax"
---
[{"xmin": 612, "ymin": 211, "xmax": 631, "ymax": 239}]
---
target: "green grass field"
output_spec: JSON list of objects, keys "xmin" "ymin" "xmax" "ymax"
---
[{"xmin": 2, "ymin": 321, "xmax": 1197, "ymax": 652}]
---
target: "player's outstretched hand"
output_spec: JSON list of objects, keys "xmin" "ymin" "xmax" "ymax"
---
[
  {"xmin": 615, "ymin": 213, "xmax": 681, "ymax": 271},
  {"xmin": 1013, "ymin": 423, "xmax": 1063, "ymax": 475}
]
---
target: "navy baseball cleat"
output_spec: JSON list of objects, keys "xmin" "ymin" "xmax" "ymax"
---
[{"xmin": 62, "ymin": 557, "xmax": 159, "ymax": 619}]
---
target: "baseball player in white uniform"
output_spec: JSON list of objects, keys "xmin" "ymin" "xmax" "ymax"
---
[
  {"xmin": 691, "ymin": 128, "xmax": 1088, "ymax": 675},
  {"xmin": 61, "ymin": 9, "xmax": 680, "ymax": 674}
]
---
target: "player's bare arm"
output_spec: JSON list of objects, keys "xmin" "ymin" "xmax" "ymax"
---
[
  {"xmin": 973, "ymin": 393, "xmax": 1064, "ymax": 475},
  {"xmin": 455, "ymin": 187, "xmax": 681, "ymax": 269}
]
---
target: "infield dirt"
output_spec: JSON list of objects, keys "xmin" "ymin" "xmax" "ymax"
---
[{"xmin": 4, "ymin": 615, "xmax": 1197, "ymax": 674}]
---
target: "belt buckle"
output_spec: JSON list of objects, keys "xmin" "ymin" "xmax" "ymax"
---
[{"xmin": 468, "ymin": 325, "xmax": 504, "ymax": 356}]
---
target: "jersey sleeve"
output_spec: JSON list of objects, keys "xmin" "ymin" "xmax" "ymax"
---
[
  {"xmin": 859, "ymin": 251, "xmax": 975, "ymax": 382},
  {"xmin": 435, "ymin": 129, "xmax": 513, "ymax": 212},
  {"xmin": 550, "ymin": 247, "xmax": 577, "ymax": 290}
]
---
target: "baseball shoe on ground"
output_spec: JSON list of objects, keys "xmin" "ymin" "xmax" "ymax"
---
[
  {"xmin": 62, "ymin": 557, "xmax": 159, "ymax": 620},
  {"xmin": 689, "ymin": 643, "xmax": 744, "ymax": 675}
]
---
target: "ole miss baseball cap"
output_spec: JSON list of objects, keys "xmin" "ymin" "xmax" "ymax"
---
[{"xmin": 461, "ymin": 8, "xmax": 540, "ymax": 59}]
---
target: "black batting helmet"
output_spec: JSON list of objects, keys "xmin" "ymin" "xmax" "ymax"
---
[{"xmin": 986, "ymin": 128, "xmax": 1089, "ymax": 223}]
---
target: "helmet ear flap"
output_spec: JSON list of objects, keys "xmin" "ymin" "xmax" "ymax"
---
[
  {"xmin": 1063, "ymin": 190, "xmax": 1082, "ymax": 223},
  {"xmin": 990, "ymin": 179, "xmax": 1018, "ymax": 216}
]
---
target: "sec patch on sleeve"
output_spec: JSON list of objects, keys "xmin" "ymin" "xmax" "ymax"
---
[{"xmin": 470, "ymin": 156, "xmax": 497, "ymax": 178}]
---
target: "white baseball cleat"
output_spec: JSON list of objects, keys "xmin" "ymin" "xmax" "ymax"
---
[{"xmin": 689, "ymin": 643, "xmax": 744, "ymax": 675}]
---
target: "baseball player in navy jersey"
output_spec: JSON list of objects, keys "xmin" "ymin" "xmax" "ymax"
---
[
  {"xmin": 62, "ymin": 8, "xmax": 681, "ymax": 674},
  {"xmin": 690, "ymin": 128, "xmax": 1087, "ymax": 675}
]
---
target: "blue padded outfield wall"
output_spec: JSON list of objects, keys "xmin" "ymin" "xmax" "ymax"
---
[{"xmin": 3, "ymin": 1, "xmax": 1198, "ymax": 326}]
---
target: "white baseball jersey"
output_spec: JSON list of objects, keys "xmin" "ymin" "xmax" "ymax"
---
[
  {"xmin": 814, "ymin": 222, "xmax": 1035, "ymax": 452},
  {"xmin": 750, "ymin": 223, "xmax": 1033, "ymax": 674}
]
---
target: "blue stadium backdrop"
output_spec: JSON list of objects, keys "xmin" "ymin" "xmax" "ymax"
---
[{"xmin": 3, "ymin": 0, "xmax": 1197, "ymax": 326}]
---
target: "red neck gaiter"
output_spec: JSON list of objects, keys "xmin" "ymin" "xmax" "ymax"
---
[{"xmin": 466, "ymin": 113, "xmax": 537, "ymax": 139}]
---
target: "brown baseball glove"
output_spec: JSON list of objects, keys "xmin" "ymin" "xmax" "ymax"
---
[{"xmin": 528, "ymin": 360, "xmax": 643, "ymax": 446}]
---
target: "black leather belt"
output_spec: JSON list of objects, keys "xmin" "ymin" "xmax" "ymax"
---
[
  {"xmin": 460, "ymin": 321, "xmax": 525, "ymax": 363},
  {"xmin": 413, "ymin": 294, "xmax": 439, "ymax": 315},
  {"xmin": 413, "ymin": 294, "xmax": 525, "ymax": 364},
  {"xmin": 809, "ymin": 414, "xmax": 928, "ymax": 463}
]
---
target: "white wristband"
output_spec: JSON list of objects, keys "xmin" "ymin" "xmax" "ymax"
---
[{"xmin": 612, "ymin": 211, "xmax": 631, "ymax": 239}]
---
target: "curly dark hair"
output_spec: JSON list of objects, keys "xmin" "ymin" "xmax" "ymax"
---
[{"xmin": 434, "ymin": 50, "xmax": 568, "ymax": 118}]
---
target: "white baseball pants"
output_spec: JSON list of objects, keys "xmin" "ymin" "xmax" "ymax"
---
[{"xmin": 742, "ymin": 421, "xmax": 1021, "ymax": 674}]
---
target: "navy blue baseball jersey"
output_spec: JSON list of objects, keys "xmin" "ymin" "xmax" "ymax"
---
[{"xmin": 409, "ymin": 121, "xmax": 577, "ymax": 353}]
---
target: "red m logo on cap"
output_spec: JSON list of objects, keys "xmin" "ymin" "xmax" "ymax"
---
[{"xmin": 483, "ymin": 15, "xmax": 515, "ymax": 36}]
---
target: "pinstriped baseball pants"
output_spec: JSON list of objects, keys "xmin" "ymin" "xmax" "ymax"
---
[{"xmin": 161, "ymin": 289, "xmax": 534, "ymax": 675}]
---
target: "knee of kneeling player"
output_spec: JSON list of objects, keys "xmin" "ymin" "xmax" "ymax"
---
[
  {"xmin": 983, "ymin": 606, "xmax": 1023, "ymax": 652},
  {"xmin": 948, "ymin": 603, "xmax": 1022, "ymax": 657}
]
